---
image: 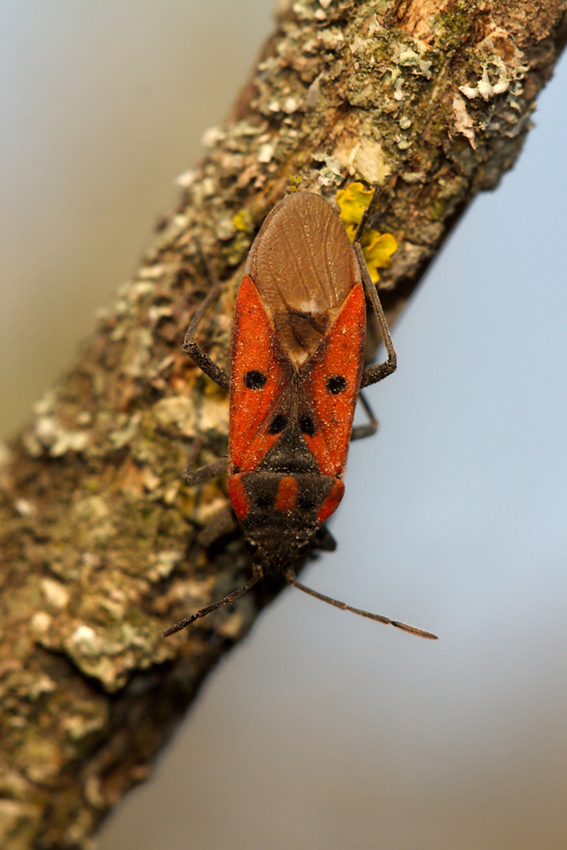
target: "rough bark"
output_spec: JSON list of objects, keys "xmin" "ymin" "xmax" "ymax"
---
[{"xmin": 0, "ymin": 0, "xmax": 565, "ymax": 847}]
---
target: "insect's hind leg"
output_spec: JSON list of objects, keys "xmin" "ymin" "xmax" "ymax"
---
[
  {"xmin": 353, "ymin": 242, "xmax": 397, "ymax": 389},
  {"xmin": 183, "ymin": 248, "xmax": 230, "ymax": 391},
  {"xmin": 350, "ymin": 391, "xmax": 378, "ymax": 442}
]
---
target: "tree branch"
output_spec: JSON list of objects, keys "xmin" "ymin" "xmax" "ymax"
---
[{"xmin": 1, "ymin": 1, "xmax": 565, "ymax": 847}]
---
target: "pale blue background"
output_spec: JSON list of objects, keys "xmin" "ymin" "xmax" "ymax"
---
[{"xmin": 2, "ymin": 3, "xmax": 567, "ymax": 849}]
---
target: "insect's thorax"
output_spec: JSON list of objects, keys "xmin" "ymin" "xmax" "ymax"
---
[{"xmin": 226, "ymin": 415, "xmax": 344, "ymax": 575}]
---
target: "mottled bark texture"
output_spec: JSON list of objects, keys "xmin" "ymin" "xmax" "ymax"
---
[{"xmin": 1, "ymin": 1, "xmax": 565, "ymax": 847}]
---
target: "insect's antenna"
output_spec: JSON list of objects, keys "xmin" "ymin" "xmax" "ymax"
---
[
  {"xmin": 162, "ymin": 572, "xmax": 262, "ymax": 637},
  {"xmin": 284, "ymin": 569, "xmax": 438, "ymax": 640}
]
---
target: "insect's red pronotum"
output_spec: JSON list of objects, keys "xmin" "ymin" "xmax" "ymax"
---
[{"xmin": 163, "ymin": 191, "xmax": 436, "ymax": 640}]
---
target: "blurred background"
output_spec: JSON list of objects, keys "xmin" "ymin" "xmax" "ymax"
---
[{"xmin": 2, "ymin": 3, "xmax": 567, "ymax": 849}]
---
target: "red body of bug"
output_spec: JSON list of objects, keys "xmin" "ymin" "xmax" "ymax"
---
[{"xmin": 163, "ymin": 192, "xmax": 436, "ymax": 639}]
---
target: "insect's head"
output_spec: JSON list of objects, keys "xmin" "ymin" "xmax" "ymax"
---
[
  {"xmin": 243, "ymin": 527, "xmax": 313, "ymax": 577},
  {"xmin": 228, "ymin": 470, "xmax": 345, "ymax": 577}
]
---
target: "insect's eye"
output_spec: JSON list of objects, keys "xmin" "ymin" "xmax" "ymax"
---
[
  {"xmin": 299, "ymin": 414, "xmax": 316, "ymax": 437},
  {"xmin": 326, "ymin": 375, "xmax": 347, "ymax": 394},
  {"xmin": 245, "ymin": 539, "xmax": 259, "ymax": 554},
  {"xmin": 244, "ymin": 370, "xmax": 267, "ymax": 390}
]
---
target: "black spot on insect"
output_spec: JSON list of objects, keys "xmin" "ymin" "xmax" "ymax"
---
[
  {"xmin": 244, "ymin": 370, "xmax": 267, "ymax": 390},
  {"xmin": 255, "ymin": 493, "xmax": 273, "ymax": 509},
  {"xmin": 299, "ymin": 414, "xmax": 316, "ymax": 437},
  {"xmin": 268, "ymin": 413, "xmax": 287, "ymax": 434},
  {"xmin": 326, "ymin": 375, "xmax": 347, "ymax": 394}
]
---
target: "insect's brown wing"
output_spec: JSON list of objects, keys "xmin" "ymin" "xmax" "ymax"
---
[{"xmin": 245, "ymin": 192, "xmax": 360, "ymax": 369}]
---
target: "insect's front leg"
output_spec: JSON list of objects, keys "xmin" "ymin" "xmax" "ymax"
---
[
  {"xmin": 183, "ymin": 446, "xmax": 232, "ymax": 543},
  {"xmin": 197, "ymin": 503, "xmax": 236, "ymax": 547},
  {"xmin": 354, "ymin": 242, "xmax": 397, "ymax": 389},
  {"xmin": 184, "ymin": 455, "xmax": 228, "ymax": 486},
  {"xmin": 182, "ymin": 428, "xmax": 232, "ymax": 543}
]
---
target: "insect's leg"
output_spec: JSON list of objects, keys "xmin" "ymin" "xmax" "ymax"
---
[
  {"xmin": 184, "ymin": 455, "xmax": 228, "ymax": 486},
  {"xmin": 197, "ymin": 503, "xmax": 237, "ymax": 547},
  {"xmin": 162, "ymin": 565, "xmax": 263, "ymax": 637},
  {"xmin": 183, "ymin": 452, "xmax": 233, "ymax": 544},
  {"xmin": 284, "ymin": 568, "xmax": 438, "ymax": 640},
  {"xmin": 350, "ymin": 391, "xmax": 378, "ymax": 442},
  {"xmin": 183, "ymin": 256, "xmax": 230, "ymax": 391},
  {"xmin": 183, "ymin": 443, "xmax": 233, "ymax": 542},
  {"xmin": 353, "ymin": 242, "xmax": 397, "ymax": 389}
]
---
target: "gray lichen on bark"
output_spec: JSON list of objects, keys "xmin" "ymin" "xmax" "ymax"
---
[{"xmin": 0, "ymin": 0, "xmax": 566, "ymax": 847}]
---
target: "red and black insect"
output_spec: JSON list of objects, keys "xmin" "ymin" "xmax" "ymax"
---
[{"xmin": 163, "ymin": 191, "xmax": 436, "ymax": 640}]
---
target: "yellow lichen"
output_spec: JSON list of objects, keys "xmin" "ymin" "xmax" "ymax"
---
[
  {"xmin": 232, "ymin": 209, "xmax": 254, "ymax": 233},
  {"xmin": 287, "ymin": 174, "xmax": 302, "ymax": 193},
  {"xmin": 336, "ymin": 183, "xmax": 397, "ymax": 282}
]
